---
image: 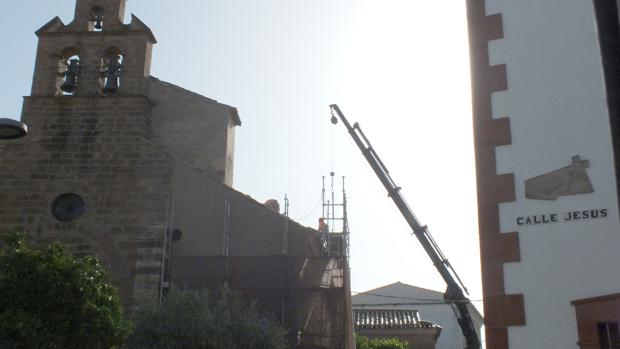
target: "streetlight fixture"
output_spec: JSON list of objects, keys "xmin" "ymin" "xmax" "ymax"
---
[{"xmin": 0, "ymin": 118, "xmax": 28, "ymax": 140}]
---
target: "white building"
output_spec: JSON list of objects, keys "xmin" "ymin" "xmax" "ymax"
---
[
  {"xmin": 352, "ymin": 282, "xmax": 483, "ymax": 349},
  {"xmin": 467, "ymin": 0, "xmax": 620, "ymax": 348}
]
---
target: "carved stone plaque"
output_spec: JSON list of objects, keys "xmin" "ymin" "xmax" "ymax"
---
[{"xmin": 525, "ymin": 156, "xmax": 594, "ymax": 200}]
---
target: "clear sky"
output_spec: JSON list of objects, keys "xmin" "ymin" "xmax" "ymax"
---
[{"xmin": 0, "ymin": 0, "xmax": 481, "ymax": 311}]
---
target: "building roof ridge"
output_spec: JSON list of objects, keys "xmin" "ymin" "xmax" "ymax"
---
[
  {"xmin": 149, "ymin": 76, "xmax": 241, "ymax": 126},
  {"xmin": 354, "ymin": 281, "xmax": 443, "ymax": 297}
]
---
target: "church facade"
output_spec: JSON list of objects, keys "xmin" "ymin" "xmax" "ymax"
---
[{"xmin": 0, "ymin": 1, "xmax": 353, "ymax": 347}]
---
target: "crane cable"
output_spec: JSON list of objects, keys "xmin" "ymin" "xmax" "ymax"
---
[
  {"xmin": 291, "ymin": 109, "xmax": 338, "ymax": 223},
  {"xmin": 330, "ymin": 109, "xmax": 335, "ymax": 174}
]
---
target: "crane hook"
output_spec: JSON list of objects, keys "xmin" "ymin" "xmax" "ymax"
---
[{"xmin": 330, "ymin": 108, "xmax": 338, "ymax": 125}]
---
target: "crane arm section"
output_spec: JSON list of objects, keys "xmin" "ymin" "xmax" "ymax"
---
[{"xmin": 330, "ymin": 104, "xmax": 480, "ymax": 349}]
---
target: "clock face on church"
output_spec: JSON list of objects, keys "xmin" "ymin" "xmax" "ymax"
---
[{"xmin": 51, "ymin": 193, "xmax": 86, "ymax": 222}]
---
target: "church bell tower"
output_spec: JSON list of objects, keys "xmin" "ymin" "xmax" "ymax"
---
[
  {"xmin": 31, "ymin": 0, "xmax": 156, "ymax": 97},
  {"xmin": 0, "ymin": 0, "xmax": 240, "ymax": 309},
  {"xmin": 0, "ymin": 0, "xmax": 170, "ymax": 308}
]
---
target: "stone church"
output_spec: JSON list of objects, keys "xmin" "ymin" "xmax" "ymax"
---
[{"xmin": 0, "ymin": 0, "xmax": 353, "ymax": 347}]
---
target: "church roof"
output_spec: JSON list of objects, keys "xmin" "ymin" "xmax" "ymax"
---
[
  {"xmin": 149, "ymin": 77, "xmax": 242, "ymax": 126},
  {"xmin": 352, "ymin": 281, "xmax": 484, "ymax": 322}
]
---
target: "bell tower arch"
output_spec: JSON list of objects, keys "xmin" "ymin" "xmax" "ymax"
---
[
  {"xmin": 72, "ymin": 0, "xmax": 127, "ymax": 31},
  {"xmin": 31, "ymin": 0, "xmax": 155, "ymax": 97}
]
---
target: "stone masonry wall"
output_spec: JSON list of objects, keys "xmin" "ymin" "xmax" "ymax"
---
[
  {"xmin": 169, "ymin": 160, "xmax": 322, "ymax": 258},
  {"xmin": 0, "ymin": 95, "xmax": 173, "ymax": 308},
  {"xmin": 149, "ymin": 78, "xmax": 238, "ymax": 186},
  {"xmin": 31, "ymin": 34, "xmax": 153, "ymax": 97}
]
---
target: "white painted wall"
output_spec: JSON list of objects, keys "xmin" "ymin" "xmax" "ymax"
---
[
  {"xmin": 352, "ymin": 282, "xmax": 483, "ymax": 349},
  {"xmin": 485, "ymin": 0, "xmax": 620, "ymax": 348}
]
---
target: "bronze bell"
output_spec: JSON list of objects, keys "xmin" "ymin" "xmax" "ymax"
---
[
  {"xmin": 103, "ymin": 76, "xmax": 119, "ymax": 93},
  {"xmin": 61, "ymin": 80, "xmax": 76, "ymax": 94},
  {"xmin": 94, "ymin": 15, "xmax": 103, "ymax": 30},
  {"xmin": 102, "ymin": 56, "xmax": 121, "ymax": 94},
  {"xmin": 61, "ymin": 59, "xmax": 79, "ymax": 94}
]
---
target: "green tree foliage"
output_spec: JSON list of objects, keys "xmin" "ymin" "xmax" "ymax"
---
[
  {"xmin": 127, "ymin": 287, "xmax": 288, "ymax": 349},
  {"xmin": 0, "ymin": 233, "xmax": 131, "ymax": 349},
  {"xmin": 356, "ymin": 334, "xmax": 410, "ymax": 349}
]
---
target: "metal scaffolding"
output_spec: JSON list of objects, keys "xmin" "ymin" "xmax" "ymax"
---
[{"xmin": 321, "ymin": 172, "xmax": 350, "ymax": 260}]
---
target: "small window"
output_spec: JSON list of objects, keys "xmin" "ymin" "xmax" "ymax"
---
[
  {"xmin": 89, "ymin": 6, "xmax": 104, "ymax": 32},
  {"xmin": 599, "ymin": 322, "xmax": 620, "ymax": 349},
  {"xmin": 51, "ymin": 193, "xmax": 86, "ymax": 222},
  {"xmin": 99, "ymin": 47, "xmax": 123, "ymax": 95}
]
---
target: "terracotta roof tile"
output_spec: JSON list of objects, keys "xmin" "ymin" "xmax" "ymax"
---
[{"xmin": 354, "ymin": 309, "xmax": 439, "ymax": 329}]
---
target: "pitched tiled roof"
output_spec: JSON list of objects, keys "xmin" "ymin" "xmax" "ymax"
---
[{"xmin": 354, "ymin": 309, "xmax": 439, "ymax": 329}]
